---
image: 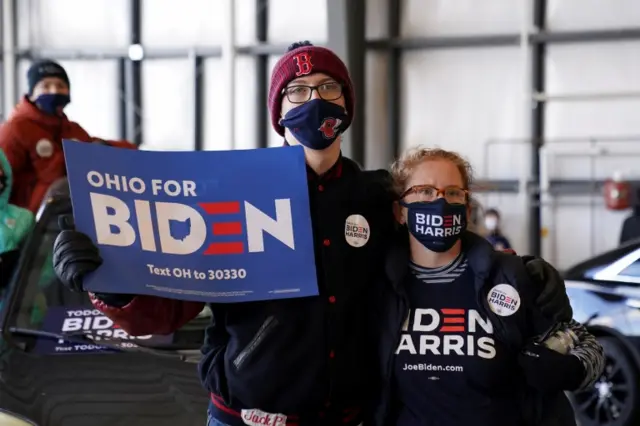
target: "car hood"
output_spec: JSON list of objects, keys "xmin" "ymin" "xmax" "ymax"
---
[{"xmin": 0, "ymin": 348, "xmax": 208, "ymax": 426}]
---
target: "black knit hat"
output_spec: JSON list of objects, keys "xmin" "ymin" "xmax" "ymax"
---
[{"xmin": 27, "ymin": 60, "xmax": 70, "ymax": 95}]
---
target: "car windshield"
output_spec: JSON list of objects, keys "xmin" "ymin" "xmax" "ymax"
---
[{"xmin": 4, "ymin": 203, "xmax": 210, "ymax": 353}]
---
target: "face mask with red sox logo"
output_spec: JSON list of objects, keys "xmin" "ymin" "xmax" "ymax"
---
[{"xmin": 280, "ymin": 99, "xmax": 350, "ymax": 150}]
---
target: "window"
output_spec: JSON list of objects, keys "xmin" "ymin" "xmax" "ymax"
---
[
  {"xmin": 617, "ymin": 260, "xmax": 640, "ymax": 281},
  {"xmin": 582, "ymin": 246, "xmax": 640, "ymax": 285},
  {"xmin": 1, "ymin": 193, "xmax": 209, "ymax": 354}
]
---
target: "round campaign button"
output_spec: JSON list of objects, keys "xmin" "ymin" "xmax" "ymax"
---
[
  {"xmin": 487, "ymin": 284, "xmax": 521, "ymax": 317},
  {"xmin": 344, "ymin": 214, "xmax": 370, "ymax": 248},
  {"xmin": 35, "ymin": 139, "xmax": 54, "ymax": 158}
]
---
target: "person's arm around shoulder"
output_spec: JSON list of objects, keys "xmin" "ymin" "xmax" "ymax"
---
[
  {"xmin": 564, "ymin": 319, "xmax": 606, "ymax": 390},
  {"xmin": 518, "ymin": 319, "xmax": 605, "ymax": 393},
  {"xmin": 522, "ymin": 255, "xmax": 573, "ymax": 322},
  {"xmin": 52, "ymin": 222, "xmax": 203, "ymax": 336},
  {"xmin": 517, "ymin": 256, "xmax": 605, "ymax": 392}
]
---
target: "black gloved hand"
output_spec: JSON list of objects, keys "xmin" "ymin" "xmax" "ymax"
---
[
  {"xmin": 52, "ymin": 230, "xmax": 102, "ymax": 292},
  {"xmin": 519, "ymin": 343, "xmax": 585, "ymax": 392},
  {"xmin": 522, "ymin": 255, "xmax": 573, "ymax": 322},
  {"xmin": 0, "ymin": 249, "xmax": 20, "ymax": 289}
]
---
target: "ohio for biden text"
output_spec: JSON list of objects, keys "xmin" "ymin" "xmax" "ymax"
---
[{"xmin": 63, "ymin": 141, "xmax": 318, "ymax": 303}]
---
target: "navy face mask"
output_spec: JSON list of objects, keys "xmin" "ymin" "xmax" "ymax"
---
[
  {"xmin": 400, "ymin": 197, "xmax": 467, "ymax": 253},
  {"xmin": 280, "ymin": 99, "xmax": 350, "ymax": 151},
  {"xmin": 34, "ymin": 93, "xmax": 70, "ymax": 115}
]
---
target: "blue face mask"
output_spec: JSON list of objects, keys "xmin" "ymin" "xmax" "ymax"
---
[
  {"xmin": 400, "ymin": 198, "xmax": 467, "ymax": 253},
  {"xmin": 280, "ymin": 99, "xmax": 350, "ymax": 151},
  {"xmin": 34, "ymin": 93, "xmax": 70, "ymax": 115}
]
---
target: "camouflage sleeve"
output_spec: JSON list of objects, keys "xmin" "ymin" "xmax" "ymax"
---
[{"xmin": 566, "ymin": 319, "xmax": 606, "ymax": 390}]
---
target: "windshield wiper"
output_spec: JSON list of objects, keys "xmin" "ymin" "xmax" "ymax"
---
[{"xmin": 7, "ymin": 327, "xmax": 201, "ymax": 363}]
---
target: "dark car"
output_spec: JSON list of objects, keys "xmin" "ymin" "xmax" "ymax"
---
[
  {"xmin": 564, "ymin": 239, "xmax": 640, "ymax": 426},
  {"xmin": 0, "ymin": 180, "xmax": 210, "ymax": 426}
]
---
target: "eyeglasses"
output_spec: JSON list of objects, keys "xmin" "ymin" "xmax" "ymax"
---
[
  {"xmin": 282, "ymin": 82, "xmax": 344, "ymax": 104},
  {"xmin": 400, "ymin": 185, "xmax": 469, "ymax": 204}
]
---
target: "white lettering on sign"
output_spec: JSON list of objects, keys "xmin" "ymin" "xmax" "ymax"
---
[
  {"xmin": 396, "ymin": 308, "xmax": 496, "ymax": 359},
  {"xmin": 88, "ymin": 192, "xmax": 295, "ymax": 256},
  {"xmin": 61, "ymin": 316, "xmax": 152, "ymax": 341}
]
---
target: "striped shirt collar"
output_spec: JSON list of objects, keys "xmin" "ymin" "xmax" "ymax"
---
[{"xmin": 410, "ymin": 251, "xmax": 466, "ymax": 278}]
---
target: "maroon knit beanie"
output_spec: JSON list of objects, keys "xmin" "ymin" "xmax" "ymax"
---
[{"xmin": 268, "ymin": 41, "xmax": 355, "ymax": 136}]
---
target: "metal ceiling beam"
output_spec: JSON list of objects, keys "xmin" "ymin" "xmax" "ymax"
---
[
  {"xmin": 531, "ymin": 27, "xmax": 640, "ymax": 44},
  {"xmin": 1, "ymin": 0, "xmax": 18, "ymax": 121},
  {"xmin": 17, "ymin": 43, "xmax": 323, "ymax": 61},
  {"xmin": 255, "ymin": 0, "xmax": 269, "ymax": 149},
  {"xmin": 126, "ymin": 0, "xmax": 143, "ymax": 146},
  {"xmin": 17, "ymin": 26, "xmax": 640, "ymax": 64},
  {"xmin": 326, "ymin": 0, "xmax": 366, "ymax": 165},
  {"xmin": 368, "ymin": 34, "xmax": 519, "ymax": 50},
  {"xmin": 117, "ymin": 58, "xmax": 127, "ymax": 140},
  {"xmin": 193, "ymin": 54, "xmax": 204, "ymax": 151},
  {"xmin": 474, "ymin": 179, "xmax": 631, "ymax": 196},
  {"xmin": 530, "ymin": 0, "xmax": 546, "ymax": 256},
  {"xmin": 366, "ymin": 27, "xmax": 640, "ymax": 51},
  {"xmin": 386, "ymin": 0, "xmax": 401, "ymax": 164}
]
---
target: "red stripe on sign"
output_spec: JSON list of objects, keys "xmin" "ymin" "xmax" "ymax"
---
[
  {"xmin": 213, "ymin": 222, "xmax": 242, "ymax": 235},
  {"xmin": 199, "ymin": 201, "xmax": 240, "ymax": 214},
  {"xmin": 441, "ymin": 308, "xmax": 465, "ymax": 315},
  {"xmin": 440, "ymin": 326, "xmax": 465, "ymax": 332},
  {"xmin": 443, "ymin": 317, "xmax": 464, "ymax": 324},
  {"xmin": 203, "ymin": 242, "xmax": 244, "ymax": 255}
]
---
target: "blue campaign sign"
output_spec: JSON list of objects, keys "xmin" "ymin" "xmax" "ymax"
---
[
  {"xmin": 62, "ymin": 141, "xmax": 318, "ymax": 303},
  {"xmin": 33, "ymin": 306, "xmax": 174, "ymax": 355}
]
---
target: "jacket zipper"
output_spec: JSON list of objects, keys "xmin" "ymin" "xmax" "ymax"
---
[{"xmin": 233, "ymin": 315, "xmax": 279, "ymax": 370}]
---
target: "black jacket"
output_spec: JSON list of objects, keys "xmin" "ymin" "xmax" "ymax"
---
[
  {"xmin": 200, "ymin": 156, "xmax": 396, "ymax": 425},
  {"xmin": 372, "ymin": 231, "xmax": 577, "ymax": 426}
]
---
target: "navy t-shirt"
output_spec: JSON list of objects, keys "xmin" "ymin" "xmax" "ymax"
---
[{"xmin": 393, "ymin": 255, "xmax": 525, "ymax": 426}]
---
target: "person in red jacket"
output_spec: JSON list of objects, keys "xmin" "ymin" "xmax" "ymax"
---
[{"xmin": 0, "ymin": 59, "xmax": 135, "ymax": 214}]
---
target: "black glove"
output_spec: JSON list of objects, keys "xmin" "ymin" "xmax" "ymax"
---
[
  {"xmin": 522, "ymin": 256, "xmax": 573, "ymax": 322},
  {"xmin": 519, "ymin": 343, "xmax": 585, "ymax": 392},
  {"xmin": 0, "ymin": 249, "xmax": 20, "ymax": 289},
  {"xmin": 52, "ymin": 218, "xmax": 135, "ymax": 307},
  {"xmin": 52, "ymin": 230, "xmax": 102, "ymax": 292}
]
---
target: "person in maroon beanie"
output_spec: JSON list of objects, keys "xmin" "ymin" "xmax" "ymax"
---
[
  {"xmin": 53, "ymin": 41, "xmax": 396, "ymax": 426},
  {"xmin": 51, "ymin": 41, "xmax": 573, "ymax": 426}
]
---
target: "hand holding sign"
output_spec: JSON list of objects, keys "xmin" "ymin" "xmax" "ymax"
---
[{"xmin": 62, "ymin": 141, "xmax": 318, "ymax": 303}]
